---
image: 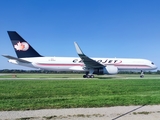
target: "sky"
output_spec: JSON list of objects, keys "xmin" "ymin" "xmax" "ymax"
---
[{"xmin": 0, "ymin": 0, "xmax": 160, "ymax": 70}]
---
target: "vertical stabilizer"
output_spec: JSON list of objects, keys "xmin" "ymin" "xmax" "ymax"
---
[{"xmin": 7, "ymin": 31, "xmax": 42, "ymax": 58}]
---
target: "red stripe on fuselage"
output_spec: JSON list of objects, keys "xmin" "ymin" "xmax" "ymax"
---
[
  {"xmin": 37, "ymin": 63, "xmax": 83, "ymax": 66},
  {"xmin": 36, "ymin": 63, "xmax": 150, "ymax": 68},
  {"xmin": 114, "ymin": 65, "xmax": 150, "ymax": 68}
]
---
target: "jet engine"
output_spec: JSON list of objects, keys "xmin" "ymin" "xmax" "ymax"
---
[{"xmin": 94, "ymin": 66, "xmax": 118, "ymax": 75}]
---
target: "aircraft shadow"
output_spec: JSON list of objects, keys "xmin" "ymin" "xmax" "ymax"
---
[{"xmin": 95, "ymin": 77, "xmax": 117, "ymax": 79}]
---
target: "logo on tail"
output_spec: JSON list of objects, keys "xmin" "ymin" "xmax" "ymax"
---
[{"xmin": 14, "ymin": 42, "xmax": 29, "ymax": 51}]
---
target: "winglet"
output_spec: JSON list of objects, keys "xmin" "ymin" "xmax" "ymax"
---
[
  {"xmin": 74, "ymin": 42, "xmax": 84, "ymax": 55},
  {"xmin": 73, "ymin": 42, "xmax": 104, "ymax": 68}
]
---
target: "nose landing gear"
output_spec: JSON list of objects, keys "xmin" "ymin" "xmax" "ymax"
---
[{"xmin": 140, "ymin": 71, "xmax": 144, "ymax": 78}]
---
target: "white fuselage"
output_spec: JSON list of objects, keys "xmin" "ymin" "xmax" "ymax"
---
[{"xmin": 8, "ymin": 56, "xmax": 157, "ymax": 72}]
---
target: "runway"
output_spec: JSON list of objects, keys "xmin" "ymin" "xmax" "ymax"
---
[
  {"xmin": 0, "ymin": 74, "xmax": 12, "ymax": 76},
  {"xmin": 0, "ymin": 78, "xmax": 87, "ymax": 80},
  {"xmin": 1, "ymin": 73, "xmax": 160, "ymax": 79},
  {"xmin": 0, "ymin": 75, "xmax": 160, "ymax": 80}
]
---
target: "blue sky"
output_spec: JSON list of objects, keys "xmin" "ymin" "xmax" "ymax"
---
[{"xmin": 0, "ymin": 0, "xmax": 160, "ymax": 70}]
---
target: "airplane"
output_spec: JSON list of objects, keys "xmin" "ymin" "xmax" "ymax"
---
[{"xmin": 2, "ymin": 31, "xmax": 157, "ymax": 78}]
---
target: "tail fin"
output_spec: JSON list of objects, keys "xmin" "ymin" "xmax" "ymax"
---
[{"xmin": 7, "ymin": 31, "xmax": 42, "ymax": 58}]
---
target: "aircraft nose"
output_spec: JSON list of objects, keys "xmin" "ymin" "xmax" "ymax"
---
[{"xmin": 153, "ymin": 65, "xmax": 157, "ymax": 69}]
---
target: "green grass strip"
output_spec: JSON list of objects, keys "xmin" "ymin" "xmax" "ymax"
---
[{"xmin": 0, "ymin": 79, "xmax": 160, "ymax": 110}]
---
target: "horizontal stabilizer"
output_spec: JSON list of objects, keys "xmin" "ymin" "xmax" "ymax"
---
[{"xmin": 2, "ymin": 55, "xmax": 30, "ymax": 63}]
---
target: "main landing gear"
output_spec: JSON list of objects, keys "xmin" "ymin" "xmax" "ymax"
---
[
  {"xmin": 83, "ymin": 69, "xmax": 94, "ymax": 78},
  {"xmin": 140, "ymin": 71, "xmax": 144, "ymax": 78},
  {"xmin": 83, "ymin": 74, "xmax": 94, "ymax": 78}
]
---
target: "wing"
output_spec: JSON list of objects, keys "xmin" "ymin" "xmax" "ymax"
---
[
  {"xmin": 74, "ymin": 42, "xmax": 105, "ymax": 68},
  {"xmin": 2, "ymin": 55, "xmax": 30, "ymax": 63}
]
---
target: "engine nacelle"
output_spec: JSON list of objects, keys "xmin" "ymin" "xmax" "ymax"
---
[{"xmin": 94, "ymin": 66, "xmax": 118, "ymax": 75}]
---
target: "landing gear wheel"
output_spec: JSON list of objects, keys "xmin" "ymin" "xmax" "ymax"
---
[
  {"xmin": 87, "ymin": 75, "xmax": 90, "ymax": 78},
  {"xmin": 140, "ymin": 75, "xmax": 144, "ymax": 78},
  {"xmin": 83, "ymin": 75, "xmax": 94, "ymax": 78},
  {"xmin": 83, "ymin": 75, "xmax": 87, "ymax": 78},
  {"xmin": 90, "ymin": 75, "xmax": 94, "ymax": 78}
]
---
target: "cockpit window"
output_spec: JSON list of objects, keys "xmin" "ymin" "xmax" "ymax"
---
[
  {"xmin": 108, "ymin": 60, "xmax": 112, "ymax": 63},
  {"xmin": 114, "ymin": 60, "xmax": 117, "ymax": 63},
  {"xmin": 151, "ymin": 62, "xmax": 154, "ymax": 65}
]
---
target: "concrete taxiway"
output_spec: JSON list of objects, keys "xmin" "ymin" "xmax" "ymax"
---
[{"xmin": 0, "ymin": 105, "xmax": 160, "ymax": 120}]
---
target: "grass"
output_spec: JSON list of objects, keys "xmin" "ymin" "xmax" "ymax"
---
[{"xmin": 0, "ymin": 75, "xmax": 160, "ymax": 111}]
